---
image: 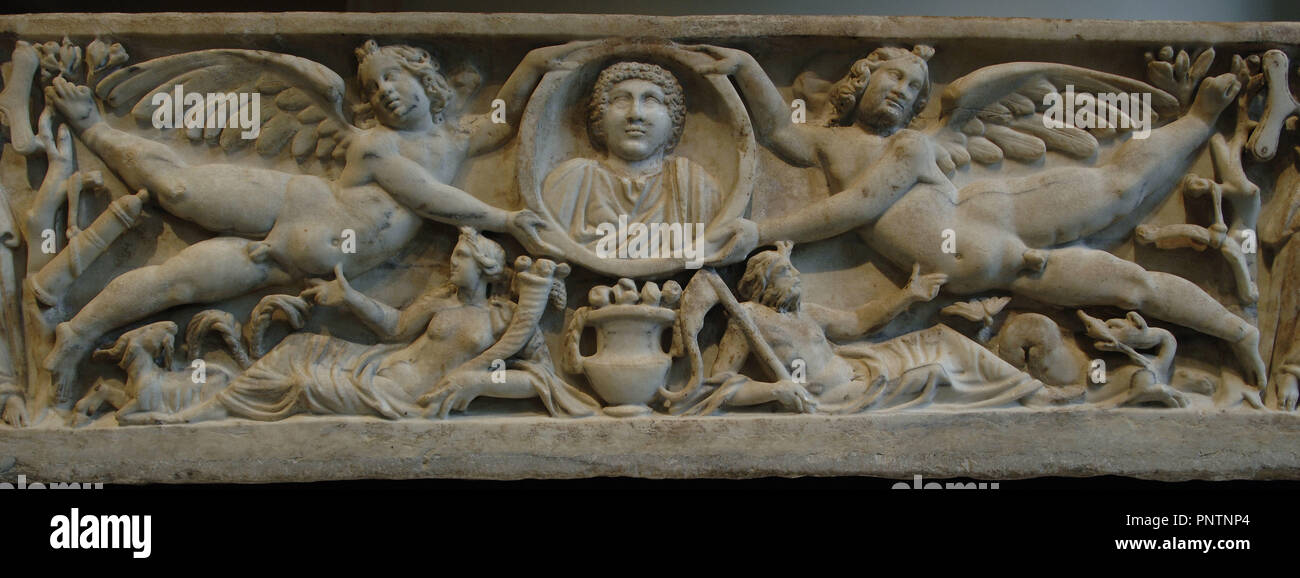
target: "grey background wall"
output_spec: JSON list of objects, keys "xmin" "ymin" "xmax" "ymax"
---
[
  {"xmin": 346, "ymin": 0, "xmax": 1299, "ymax": 21},
  {"xmin": 7, "ymin": 0, "xmax": 1296, "ymax": 20}
]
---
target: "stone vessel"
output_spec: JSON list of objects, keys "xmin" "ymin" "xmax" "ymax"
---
[{"xmin": 565, "ymin": 279, "xmax": 679, "ymax": 416}]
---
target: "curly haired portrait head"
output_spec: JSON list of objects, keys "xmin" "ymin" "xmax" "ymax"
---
[{"xmin": 587, "ymin": 61, "xmax": 686, "ymax": 154}]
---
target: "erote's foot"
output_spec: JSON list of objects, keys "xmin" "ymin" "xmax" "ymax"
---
[
  {"xmin": 1229, "ymin": 325, "xmax": 1267, "ymax": 391},
  {"xmin": 44, "ymin": 76, "xmax": 102, "ymax": 134},
  {"xmin": 43, "ymin": 322, "xmax": 93, "ymax": 400},
  {"xmin": 1189, "ymin": 73, "xmax": 1241, "ymax": 122}
]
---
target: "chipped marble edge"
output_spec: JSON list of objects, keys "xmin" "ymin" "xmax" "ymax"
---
[
  {"xmin": 0, "ymin": 13, "xmax": 1297, "ymax": 45},
  {"xmin": 1, "ymin": 409, "xmax": 1298, "ymax": 484}
]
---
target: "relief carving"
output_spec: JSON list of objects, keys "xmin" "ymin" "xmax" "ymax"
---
[
  {"xmin": 518, "ymin": 39, "xmax": 756, "ymax": 277},
  {"xmin": 1, "ymin": 14, "xmax": 1298, "ymax": 481}
]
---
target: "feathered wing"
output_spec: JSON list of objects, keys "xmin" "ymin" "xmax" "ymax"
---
[
  {"xmin": 926, "ymin": 62, "xmax": 1180, "ymax": 172},
  {"xmin": 791, "ymin": 69, "xmax": 836, "ymax": 127},
  {"xmin": 94, "ymin": 49, "xmax": 357, "ymax": 166}
]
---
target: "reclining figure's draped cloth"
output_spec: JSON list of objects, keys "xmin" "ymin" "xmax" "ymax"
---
[
  {"xmin": 833, "ymin": 325, "xmax": 1044, "ymax": 411},
  {"xmin": 215, "ymin": 268, "xmax": 598, "ymax": 420}
]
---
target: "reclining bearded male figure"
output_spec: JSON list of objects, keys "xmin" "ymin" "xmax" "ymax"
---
[
  {"xmin": 541, "ymin": 61, "xmax": 723, "ymax": 256},
  {"xmin": 40, "ymin": 39, "xmax": 596, "ymax": 392},
  {"xmin": 692, "ymin": 43, "xmax": 1271, "ymax": 397},
  {"xmin": 676, "ymin": 243, "xmax": 1044, "ymax": 415}
]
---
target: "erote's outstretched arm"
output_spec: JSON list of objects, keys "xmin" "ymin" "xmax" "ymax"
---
[
  {"xmin": 467, "ymin": 40, "xmax": 603, "ymax": 156},
  {"xmin": 359, "ymin": 142, "xmax": 512, "ymax": 231},
  {"xmin": 358, "ymin": 137, "xmax": 556, "ymax": 253},
  {"xmin": 755, "ymin": 131, "xmax": 943, "ymax": 245},
  {"xmin": 693, "ymin": 46, "xmax": 819, "ymax": 167},
  {"xmin": 755, "ymin": 189, "xmax": 871, "ymax": 245}
]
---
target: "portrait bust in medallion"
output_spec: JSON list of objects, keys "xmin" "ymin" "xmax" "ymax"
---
[{"xmin": 541, "ymin": 61, "xmax": 723, "ymax": 258}]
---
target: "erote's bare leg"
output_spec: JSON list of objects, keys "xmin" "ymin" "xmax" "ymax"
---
[
  {"xmin": 1098, "ymin": 71, "xmax": 1241, "ymax": 195},
  {"xmin": 44, "ymin": 77, "xmax": 290, "ymax": 236},
  {"xmin": 42, "ymin": 237, "xmax": 294, "ymax": 390},
  {"xmin": 1008, "ymin": 247, "xmax": 1265, "ymax": 388}
]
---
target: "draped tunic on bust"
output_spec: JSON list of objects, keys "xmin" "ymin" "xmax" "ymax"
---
[{"xmin": 541, "ymin": 156, "xmax": 723, "ymax": 251}]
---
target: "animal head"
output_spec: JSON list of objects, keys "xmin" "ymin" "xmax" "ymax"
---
[
  {"xmin": 93, "ymin": 321, "xmax": 178, "ymax": 369},
  {"xmin": 1077, "ymin": 310, "xmax": 1161, "ymax": 351}
]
